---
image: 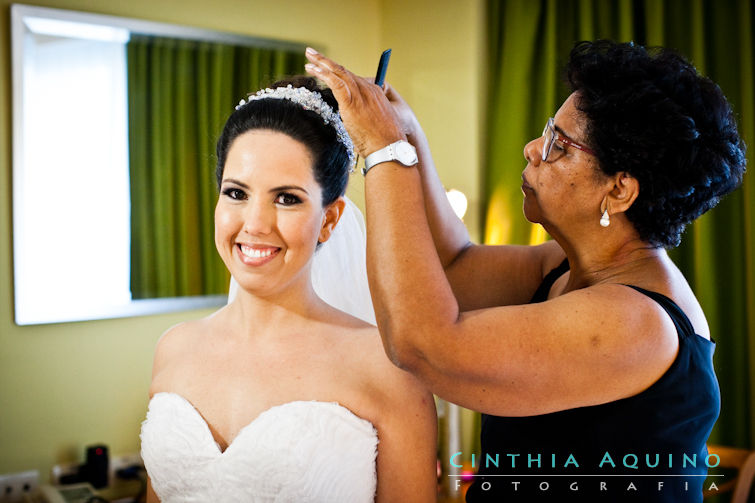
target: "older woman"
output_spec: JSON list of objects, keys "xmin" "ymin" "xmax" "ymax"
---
[{"xmin": 305, "ymin": 40, "xmax": 746, "ymax": 502}]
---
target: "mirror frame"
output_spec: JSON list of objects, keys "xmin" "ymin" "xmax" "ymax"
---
[{"xmin": 11, "ymin": 4, "xmax": 310, "ymax": 325}]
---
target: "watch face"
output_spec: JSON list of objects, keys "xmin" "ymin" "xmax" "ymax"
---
[{"xmin": 396, "ymin": 141, "xmax": 417, "ymax": 164}]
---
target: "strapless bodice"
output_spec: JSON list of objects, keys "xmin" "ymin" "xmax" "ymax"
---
[{"xmin": 140, "ymin": 392, "xmax": 378, "ymax": 502}]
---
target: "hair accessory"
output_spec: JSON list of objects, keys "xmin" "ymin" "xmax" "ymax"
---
[
  {"xmin": 600, "ymin": 209, "xmax": 610, "ymax": 227},
  {"xmin": 236, "ymin": 85, "xmax": 357, "ymax": 173}
]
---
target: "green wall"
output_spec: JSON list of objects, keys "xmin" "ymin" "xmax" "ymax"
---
[{"xmin": 0, "ymin": 0, "xmax": 484, "ymax": 481}]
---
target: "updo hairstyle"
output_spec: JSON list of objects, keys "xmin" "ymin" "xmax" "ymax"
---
[{"xmin": 215, "ymin": 76, "xmax": 350, "ymax": 207}]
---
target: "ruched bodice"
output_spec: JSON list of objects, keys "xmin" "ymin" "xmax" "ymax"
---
[{"xmin": 140, "ymin": 392, "xmax": 378, "ymax": 502}]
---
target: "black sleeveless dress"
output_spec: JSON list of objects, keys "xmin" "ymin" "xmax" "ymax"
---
[{"xmin": 465, "ymin": 260, "xmax": 720, "ymax": 502}]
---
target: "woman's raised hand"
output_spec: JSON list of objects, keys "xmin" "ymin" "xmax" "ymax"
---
[
  {"xmin": 383, "ymin": 82, "xmax": 422, "ymax": 139},
  {"xmin": 304, "ymin": 48, "xmax": 406, "ymax": 156}
]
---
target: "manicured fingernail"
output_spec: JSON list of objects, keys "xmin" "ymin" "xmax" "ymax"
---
[
  {"xmin": 306, "ymin": 47, "xmax": 318, "ymax": 55},
  {"xmin": 305, "ymin": 63, "xmax": 322, "ymax": 73}
]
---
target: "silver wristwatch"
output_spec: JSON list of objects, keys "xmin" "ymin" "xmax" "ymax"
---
[{"xmin": 362, "ymin": 140, "xmax": 418, "ymax": 176}]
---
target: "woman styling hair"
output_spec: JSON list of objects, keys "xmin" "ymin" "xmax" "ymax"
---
[{"xmin": 305, "ymin": 40, "xmax": 746, "ymax": 502}]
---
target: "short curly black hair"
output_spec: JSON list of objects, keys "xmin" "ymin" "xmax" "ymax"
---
[{"xmin": 566, "ymin": 40, "xmax": 746, "ymax": 248}]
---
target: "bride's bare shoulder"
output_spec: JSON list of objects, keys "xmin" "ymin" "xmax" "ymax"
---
[
  {"xmin": 152, "ymin": 309, "xmax": 227, "ymax": 370},
  {"xmin": 334, "ymin": 324, "xmax": 433, "ymax": 408}
]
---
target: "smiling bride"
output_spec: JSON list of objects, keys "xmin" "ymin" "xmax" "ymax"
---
[{"xmin": 139, "ymin": 76, "xmax": 437, "ymax": 502}]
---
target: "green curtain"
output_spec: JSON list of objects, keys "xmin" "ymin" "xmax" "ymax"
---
[
  {"xmin": 485, "ymin": 0, "xmax": 755, "ymax": 456},
  {"xmin": 127, "ymin": 36, "xmax": 306, "ymax": 299}
]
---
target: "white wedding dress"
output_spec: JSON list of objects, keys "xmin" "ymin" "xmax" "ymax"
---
[{"xmin": 140, "ymin": 392, "xmax": 378, "ymax": 502}]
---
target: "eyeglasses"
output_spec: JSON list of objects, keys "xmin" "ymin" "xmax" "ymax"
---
[{"xmin": 541, "ymin": 117, "xmax": 595, "ymax": 162}]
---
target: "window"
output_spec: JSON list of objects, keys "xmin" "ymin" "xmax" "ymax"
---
[{"xmin": 14, "ymin": 15, "xmax": 132, "ymax": 324}]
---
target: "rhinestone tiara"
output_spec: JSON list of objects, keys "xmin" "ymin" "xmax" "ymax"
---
[{"xmin": 235, "ymin": 85, "xmax": 356, "ymax": 172}]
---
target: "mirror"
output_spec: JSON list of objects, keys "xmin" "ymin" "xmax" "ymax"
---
[{"xmin": 11, "ymin": 4, "xmax": 308, "ymax": 325}]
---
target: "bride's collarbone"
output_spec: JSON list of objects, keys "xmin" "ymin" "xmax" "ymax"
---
[
  {"xmin": 183, "ymin": 348, "xmax": 374, "ymax": 397},
  {"xmin": 171, "ymin": 322, "xmax": 386, "ymax": 409},
  {"xmin": 201, "ymin": 321, "xmax": 373, "ymax": 352}
]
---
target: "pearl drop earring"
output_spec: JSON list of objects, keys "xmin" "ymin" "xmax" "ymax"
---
[{"xmin": 600, "ymin": 209, "xmax": 610, "ymax": 227}]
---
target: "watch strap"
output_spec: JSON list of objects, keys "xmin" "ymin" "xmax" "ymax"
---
[
  {"xmin": 362, "ymin": 145, "xmax": 395, "ymax": 175},
  {"xmin": 362, "ymin": 140, "xmax": 418, "ymax": 176}
]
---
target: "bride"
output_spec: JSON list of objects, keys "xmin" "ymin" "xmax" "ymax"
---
[{"xmin": 140, "ymin": 76, "xmax": 437, "ymax": 502}]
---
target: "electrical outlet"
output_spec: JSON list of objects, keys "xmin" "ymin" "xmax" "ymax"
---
[{"xmin": 0, "ymin": 470, "xmax": 39, "ymax": 503}]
